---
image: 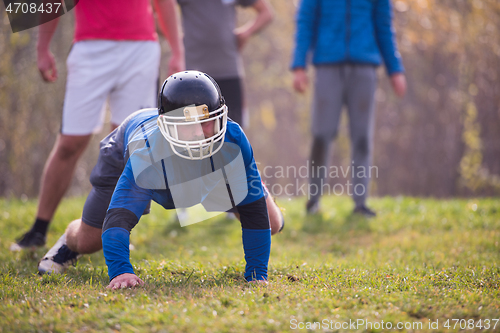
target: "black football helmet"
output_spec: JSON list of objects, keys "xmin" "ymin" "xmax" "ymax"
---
[{"xmin": 157, "ymin": 71, "xmax": 228, "ymax": 160}]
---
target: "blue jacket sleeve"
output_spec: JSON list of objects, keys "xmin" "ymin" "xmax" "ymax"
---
[
  {"xmin": 374, "ymin": 0, "xmax": 404, "ymax": 75},
  {"xmin": 291, "ymin": 0, "xmax": 320, "ymax": 69}
]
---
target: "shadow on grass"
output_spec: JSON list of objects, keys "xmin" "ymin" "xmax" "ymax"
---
[
  {"xmin": 300, "ymin": 211, "xmax": 372, "ymax": 235},
  {"xmin": 162, "ymin": 212, "xmax": 240, "ymax": 236},
  {"xmin": 134, "ymin": 266, "xmax": 252, "ymax": 298},
  {"xmin": 342, "ymin": 213, "xmax": 372, "ymax": 233}
]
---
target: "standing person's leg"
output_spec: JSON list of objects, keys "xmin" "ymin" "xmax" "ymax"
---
[
  {"xmin": 12, "ymin": 42, "xmax": 117, "ymax": 250},
  {"xmin": 306, "ymin": 65, "xmax": 345, "ymax": 214},
  {"xmin": 11, "ymin": 134, "xmax": 93, "ymax": 250},
  {"xmin": 307, "ymin": 136, "xmax": 330, "ymax": 214},
  {"xmin": 215, "ymin": 77, "xmax": 243, "ymax": 126},
  {"xmin": 345, "ymin": 65, "xmax": 377, "ymax": 216},
  {"xmin": 36, "ymin": 135, "xmax": 92, "ymax": 221},
  {"xmin": 38, "ymin": 123, "xmax": 127, "ymax": 274}
]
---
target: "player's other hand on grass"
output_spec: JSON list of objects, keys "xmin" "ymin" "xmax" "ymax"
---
[{"xmin": 107, "ymin": 273, "xmax": 144, "ymax": 290}]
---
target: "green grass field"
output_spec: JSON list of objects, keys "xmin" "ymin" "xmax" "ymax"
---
[{"xmin": 0, "ymin": 196, "xmax": 499, "ymax": 332}]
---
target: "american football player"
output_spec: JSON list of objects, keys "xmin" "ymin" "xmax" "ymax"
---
[{"xmin": 37, "ymin": 71, "xmax": 284, "ymax": 289}]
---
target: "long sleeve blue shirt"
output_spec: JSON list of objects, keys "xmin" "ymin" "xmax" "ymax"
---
[{"xmin": 291, "ymin": 0, "xmax": 404, "ymax": 75}]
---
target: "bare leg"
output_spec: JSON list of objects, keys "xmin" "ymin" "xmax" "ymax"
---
[
  {"xmin": 234, "ymin": 194, "xmax": 283, "ymax": 236},
  {"xmin": 36, "ymin": 134, "xmax": 92, "ymax": 221},
  {"xmin": 11, "ymin": 134, "xmax": 92, "ymax": 250},
  {"xmin": 66, "ymin": 219, "xmax": 103, "ymax": 254},
  {"xmin": 266, "ymin": 194, "xmax": 283, "ymax": 235}
]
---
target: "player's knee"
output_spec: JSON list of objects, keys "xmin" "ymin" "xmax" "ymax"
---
[
  {"xmin": 269, "ymin": 210, "xmax": 282, "ymax": 235},
  {"xmin": 65, "ymin": 220, "xmax": 79, "ymax": 251},
  {"xmin": 270, "ymin": 223, "xmax": 279, "ymax": 235},
  {"xmin": 81, "ymin": 241, "xmax": 101, "ymax": 254},
  {"xmin": 66, "ymin": 220, "xmax": 101, "ymax": 254},
  {"xmin": 266, "ymin": 198, "xmax": 283, "ymax": 236},
  {"xmin": 74, "ymin": 234, "xmax": 102, "ymax": 254}
]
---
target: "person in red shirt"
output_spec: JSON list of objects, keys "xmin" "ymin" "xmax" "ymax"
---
[{"xmin": 12, "ymin": 0, "xmax": 185, "ymax": 250}]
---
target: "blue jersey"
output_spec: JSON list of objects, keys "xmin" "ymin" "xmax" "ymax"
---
[
  {"xmin": 101, "ymin": 109, "xmax": 271, "ymax": 282},
  {"xmin": 109, "ymin": 109, "xmax": 264, "ymax": 217}
]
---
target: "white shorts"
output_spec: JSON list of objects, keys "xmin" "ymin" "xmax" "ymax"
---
[{"xmin": 62, "ymin": 40, "xmax": 161, "ymax": 135}]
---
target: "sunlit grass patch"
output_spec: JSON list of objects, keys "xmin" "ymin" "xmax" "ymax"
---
[{"xmin": 0, "ymin": 195, "xmax": 499, "ymax": 332}]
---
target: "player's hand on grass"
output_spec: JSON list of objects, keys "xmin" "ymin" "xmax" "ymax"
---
[{"xmin": 107, "ymin": 273, "xmax": 144, "ymax": 290}]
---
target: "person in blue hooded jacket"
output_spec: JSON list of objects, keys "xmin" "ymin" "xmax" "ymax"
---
[
  {"xmin": 37, "ymin": 71, "xmax": 284, "ymax": 289},
  {"xmin": 291, "ymin": 0, "xmax": 407, "ymax": 216}
]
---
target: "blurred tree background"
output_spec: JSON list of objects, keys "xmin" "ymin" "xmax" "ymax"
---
[{"xmin": 0, "ymin": 0, "xmax": 499, "ymax": 199}]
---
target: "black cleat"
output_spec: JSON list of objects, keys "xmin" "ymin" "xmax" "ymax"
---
[
  {"xmin": 353, "ymin": 205, "xmax": 377, "ymax": 217},
  {"xmin": 305, "ymin": 200, "xmax": 320, "ymax": 215},
  {"xmin": 10, "ymin": 230, "xmax": 46, "ymax": 251}
]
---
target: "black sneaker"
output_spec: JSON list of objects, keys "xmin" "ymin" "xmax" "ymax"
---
[
  {"xmin": 38, "ymin": 234, "xmax": 81, "ymax": 274},
  {"xmin": 306, "ymin": 200, "xmax": 320, "ymax": 215},
  {"xmin": 10, "ymin": 230, "xmax": 46, "ymax": 251},
  {"xmin": 353, "ymin": 205, "xmax": 377, "ymax": 217}
]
